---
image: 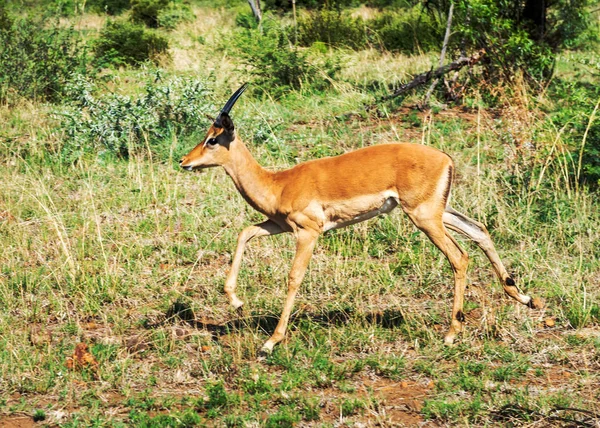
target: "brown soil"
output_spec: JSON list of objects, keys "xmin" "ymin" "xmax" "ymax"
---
[
  {"xmin": 367, "ymin": 378, "xmax": 432, "ymax": 426},
  {"xmin": 0, "ymin": 416, "xmax": 35, "ymax": 428}
]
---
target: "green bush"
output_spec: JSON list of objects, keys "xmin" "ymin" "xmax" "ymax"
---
[
  {"xmin": 296, "ymin": 7, "xmax": 441, "ymax": 53},
  {"xmin": 0, "ymin": 6, "xmax": 12, "ymax": 30},
  {"xmin": 57, "ymin": 72, "xmax": 214, "ymax": 162},
  {"xmin": 448, "ymin": 0, "xmax": 554, "ymax": 83},
  {"xmin": 94, "ymin": 20, "xmax": 169, "ymax": 67},
  {"xmin": 369, "ymin": 9, "xmax": 441, "ymax": 53},
  {"xmin": 130, "ymin": 0, "xmax": 169, "ymax": 27},
  {"xmin": 0, "ymin": 15, "xmax": 88, "ymax": 103},
  {"xmin": 231, "ymin": 18, "xmax": 340, "ymax": 96},
  {"xmin": 263, "ymin": 0, "xmax": 416, "ymax": 10},
  {"xmin": 547, "ymin": 78, "xmax": 600, "ymax": 187},
  {"xmin": 86, "ymin": 0, "xmax": 131, "ymax": 15},
  {"xmin": 157, "ymin": 2, "xmax": 195, "ymax": 30},
  {"xmin": 297, "ymin": 9, "xmax": 367, "ymax": 49}
]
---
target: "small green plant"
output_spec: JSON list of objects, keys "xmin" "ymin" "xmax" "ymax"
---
[
  {"xmin": 364, "ymin": 354, "xmax": 405, "ymax": 380},
  {"xmin": 265, "ymin": 405, "xmax": 301, "ymax": 427},
  {"xmin": 491, "ymin": 362, "xmax": 530, "ymax": 382},
  {"xmin": 94, "ymin": 19, "xmax": 169, "ymax": 67},
  {"xmin": 299, "ymin": 397, "xmax": 320, "ymax": 421},
  {"xmin": 129, "ymin": 408, "xmax": 203, "ymax": 426},
  {"xmin": 422, "ymin": 396, "xmax": 485, "ymax": 422},
  {"xmin": 565, "ymin": 293, "xmax": 595, "ymax": 329},
  {"xmin": 200, "ymin": 381, "xmax": 239, "ymax": 417},
  {"xmin": 341, "ymin": 398, "xmax": 366, "ymax": 416},
  {"xmin": 32, "ymin": 409, "xmax": 46, "ymax": 422}
]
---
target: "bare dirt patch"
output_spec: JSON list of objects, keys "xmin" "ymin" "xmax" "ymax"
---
[
  {"xmin": 0, "ymin": 416, "xmax": 35, "ymax": 428},
  {"xmin": 366, "ymin": 378, "xmax": 432, "ymax": 426}
]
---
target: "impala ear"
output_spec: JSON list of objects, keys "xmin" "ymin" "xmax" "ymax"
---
[{"xmin": 220, "ymin": 113, "xmax": 235, "ymax": 134}]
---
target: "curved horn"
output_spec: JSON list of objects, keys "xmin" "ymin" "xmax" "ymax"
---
[{"xmin": 214, "ymin": 83, "xmax": 248, "ymax": 127}]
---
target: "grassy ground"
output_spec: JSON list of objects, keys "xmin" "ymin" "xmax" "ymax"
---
[{"xmin": 1, "ymin": 4, "xmax": 600, "ymax": 427}]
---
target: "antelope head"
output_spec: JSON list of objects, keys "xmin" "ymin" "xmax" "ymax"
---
[{"xmin": 179, "ymin": 83, "xmax": 248, "ymax": 171}]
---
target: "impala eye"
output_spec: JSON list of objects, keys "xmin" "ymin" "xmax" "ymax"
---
[{"xmin": 206, "ymin": 138, "xmax": 217, "ymax": 146}]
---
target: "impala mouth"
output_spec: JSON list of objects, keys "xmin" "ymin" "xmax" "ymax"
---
[{"xmin": 180, "ymin": 164, "xmax": 205, "ymax": 173}]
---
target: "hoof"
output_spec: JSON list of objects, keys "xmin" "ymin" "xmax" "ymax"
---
[
  {"xmin": 230, "ymin": 296, "xmax": 244, "ymax": 310},
  {"xmin": 443, "ymin": 334, "xmax": 456, "ymax": 346},
  {"xmin": 258, "ymin": 345, "xmax": 273, "ymax": 360},
  {"xmin": 235, "ymin": 305, "xmax": 245, "ymax": 317},
  {"xmin": 527, "ymin": 297, "xmax": 545, "ymax": 310}
]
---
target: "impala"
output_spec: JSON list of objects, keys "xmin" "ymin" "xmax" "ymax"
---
[{"xmin": 180, "ymin": 84, "xmax": 542, "ymax": 353}]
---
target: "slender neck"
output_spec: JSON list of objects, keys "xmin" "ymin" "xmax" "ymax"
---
[{"xmin": 222, "ymin": 137, "xmax": 279, "ymax": 216}]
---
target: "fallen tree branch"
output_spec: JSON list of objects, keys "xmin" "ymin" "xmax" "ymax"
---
[{"xmin": 365, "ymin": 49, "xmax": 485, "ymax": 111}]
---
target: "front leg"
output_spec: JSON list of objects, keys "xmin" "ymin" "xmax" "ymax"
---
[
  {"xmin": 261, "ymin": 229, "xmax": 318, "ymax": 353},
  {"xmin": 225, "ymin": 220, "xmax": 284, "ymax": 309}
]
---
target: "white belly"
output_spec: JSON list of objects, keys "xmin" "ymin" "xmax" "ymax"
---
[{"xmin": 322, "ymin": 194, "xmax": 399, "ymax": 232}]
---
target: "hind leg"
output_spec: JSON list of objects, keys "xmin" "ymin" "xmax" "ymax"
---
[
  {"xmin": 443, "ymin": 207, "xmax": 543, "ymax": 309},
  {"xmin": 408, "ymin": 211, "xmax": 470, "ymax": 344}
]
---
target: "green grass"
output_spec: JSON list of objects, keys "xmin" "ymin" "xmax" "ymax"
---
[{"xmin": 0, "ymin": 3, "xmax": 599, "ymax": 427}]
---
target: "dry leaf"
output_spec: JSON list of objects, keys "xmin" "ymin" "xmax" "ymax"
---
[{"xmin": 66, "ymin": 343, "xmax": 99, "ymax": 373}]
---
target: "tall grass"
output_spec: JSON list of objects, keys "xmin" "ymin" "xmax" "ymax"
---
[{"xmin": 0, "ymin": 4, "xmax": 599, "ymax": 427}]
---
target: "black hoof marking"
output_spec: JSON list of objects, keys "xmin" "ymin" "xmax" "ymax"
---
[
  {"xmin": 506, "ymin": 277, "xmax": 515, "ymax": 286},
  {"xmin": 456, "ymin": 310, "xmax": 465, "ymax": 322},
  {"xmin": 257, "ymin": 348, "xmax": 272, "ymax": 360}
]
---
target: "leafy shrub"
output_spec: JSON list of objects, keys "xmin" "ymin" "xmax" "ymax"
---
[
  {"xmin": 297, "ymin": 9, "xmax": 367, "ymax": 49},
  {"xmin": 235, "ymin": 11, "xmax": 259, "ymax": 29},
  {"xmin": 547, "ymin": 78, "xmax": 600, "ymax": 187},
  {"xmin": 0, "ymin": 15, "xmax": 88, "ymax": 103},
  {"xmin": 448, "ymin": 0, "xmax": 555, "ymax": 83},
  {"xmin": 263, "ymin": 0, "xmax": 349, "ymax": 9},
  {"xmin": 0, "ymin": 6, "xmax": 11, "ymax": 30},
  {"xmin": 231, "ymin": 18, "xmax": 340, "ymax": 96},
  {"xmin": 297, "ymin": 7, "xmax": 441, "ymax": 53},
  {"xmin": 86, "ymin": 0, "xmax": 131, "ymax": 15},
  {"xmin": 545, "ymin": 0, "xmax": 596, "ymax": 49},
  {"xmin": 130, "ymin": 0, "xmax": 169, "ymax": 28},
  {"xmin": 369, "ymin": 9, "xmax": 441, "ymax": 53},
  {"xmin": 263, "ymin": 0, "xmax": 408, "ymax": 10},
  {"xmin": 57, "ymin": 72, "xmax": 214, "ymax": 162},
  {"xmin": 157, "ymin": 2, "xmax": 195, "ymax": 30},
  {"xmin": 94, "ymin": 20, "xmax": 169, "ymax": 67},
  {"xmin": 421, "ymin": 0, "xmax": 593, "ymax": 85}
]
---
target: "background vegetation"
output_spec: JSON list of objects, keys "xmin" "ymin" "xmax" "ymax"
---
[{"xmin": 0, "ymin": 0, "xmax": 599, "ymax": 426}]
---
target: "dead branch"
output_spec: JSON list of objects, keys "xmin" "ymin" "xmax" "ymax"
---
[
  {"xmin": 247, "ymin": 0, "xmax": 262, "ymax": 23},
  {"xmin": 365, "ymin": 49, "xmax": 485, "ymax": 111},
  {"xmin": 422, "ymin": 2, "xmax": 454, "ymax": 108}
]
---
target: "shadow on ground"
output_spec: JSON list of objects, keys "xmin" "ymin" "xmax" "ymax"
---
[{"xmin": 153, "ymin": 301, "xmax": 406, "ymax": 340}]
